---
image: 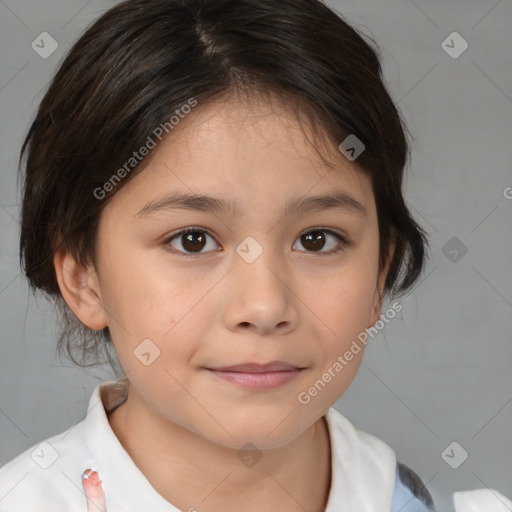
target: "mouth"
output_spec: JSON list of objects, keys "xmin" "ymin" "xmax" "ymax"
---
[{"xmin": 205, "ymin": 361, "xmax": 306, "ymax": 389}]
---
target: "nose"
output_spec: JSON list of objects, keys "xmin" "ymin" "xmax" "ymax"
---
[{"xmin": 222, "ymin": 247, "xmax": 299, "ymax": 336}]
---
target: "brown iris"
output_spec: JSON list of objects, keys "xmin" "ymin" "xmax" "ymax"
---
[
  {"xmin": 300, "ymin": 231, "xmax": 326, "ymax": 252},
  {"xmin": 181, "ymin": 231, "xmax": 207, "ymax": 253}
]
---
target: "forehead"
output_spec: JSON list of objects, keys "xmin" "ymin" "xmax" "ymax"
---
[
  {"xmin": 105, "ymin": 94, "xmax": 375, "ymax": 221},
  {"xmin": 161, "ymin": 95, "xmax": 367, "ymax": 178}
]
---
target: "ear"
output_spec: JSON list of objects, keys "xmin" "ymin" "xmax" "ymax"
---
[
  {"xmin": 368, "ymin": 237, "xmax": 396, "ymax": 328},
  {"xmin": 53, "ymin": 244, "xmax": 108, "ymax": 330}
]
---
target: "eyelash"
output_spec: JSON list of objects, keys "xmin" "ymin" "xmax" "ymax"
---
[{"xmin": 162, "ymin": 227, "xmax": 350, "ymax": 259}]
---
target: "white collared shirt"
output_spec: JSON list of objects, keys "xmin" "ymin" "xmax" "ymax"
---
[{"xmin": 0, "ymin": 377, "xmax": 439, "ymax": 511}]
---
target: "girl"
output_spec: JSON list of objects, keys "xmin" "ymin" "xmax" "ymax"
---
[{"xmin": 2, "ymin": 0, "xmax": 502, "ymax": 510}]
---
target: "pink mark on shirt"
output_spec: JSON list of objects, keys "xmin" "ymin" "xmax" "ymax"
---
[{"xmin": 82, "ymin": 469, "xmax": 107, "ymax": 512}]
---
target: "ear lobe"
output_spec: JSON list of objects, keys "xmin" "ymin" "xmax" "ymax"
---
[
  {"xmin": 368, "ymin": 287, "xmax": 383, "ymax": 329},
  {"xmin": 53, "ymin": 245, "xmax": 108, "ymax": 330},
  {"xmin": 368, "ymin": 237, "xmax": 396, "ymax": 328}
]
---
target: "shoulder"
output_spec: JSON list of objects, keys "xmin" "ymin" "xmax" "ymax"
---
[
  {"xmin": 325, "ymin": 407, "xmax": 398, "ymax": 509},
  {"xmin": 325, "ymin": 407, "xmax": 436, "ymax": 511},
  {"xmin": 390, "ymin": 462, "xmax": 436, "ymax": 512},
  {"xmin": 0, "ymin": 420, "xmax": 92, "ymax": 511}
]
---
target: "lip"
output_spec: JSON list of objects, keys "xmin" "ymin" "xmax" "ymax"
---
[
  {"xmin": 210, "ymin": 361, "xmax": 303, "ymax": 373},
  {"xmin": 206, "ymin": 361, "xmax": 305, "ymax": 390}
]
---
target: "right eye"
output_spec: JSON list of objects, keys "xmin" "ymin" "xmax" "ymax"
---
[{"xmin": 163, "ymin": 228, "xmax": 220, "ymax": 258}]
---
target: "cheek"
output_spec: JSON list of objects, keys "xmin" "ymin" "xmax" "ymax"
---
[
  {"xmin": 97, "ymin": 243, "xmax": 186, "ymax": 332},
  {"xmin": 101, "ymin": 259, "xmax": 214, "ymax": 379},
  {"xmin": 304, "ymin": 313, "xmax": 367, "ymax": 410},
  {"xmin": 314, "ymin": 263, "xmax": 378, "ymax": 336},
  {"xmin": 307, "ymin": 253, "xmax": 377, "ymax": 380}
]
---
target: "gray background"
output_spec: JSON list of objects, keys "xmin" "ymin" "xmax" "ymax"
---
[{"xmin": 1, "ymin": 1, "xmax": 511, "ymax": 511}]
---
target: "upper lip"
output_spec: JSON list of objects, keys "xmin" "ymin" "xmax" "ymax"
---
[{"xmin": 208, "ymin": 361, "xmax": 303, "ymax": 373}]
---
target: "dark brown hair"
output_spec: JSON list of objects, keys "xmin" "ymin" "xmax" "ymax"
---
[{"xmin": 18, "ymin": 0, "xmax": 430, "ymax": 370}]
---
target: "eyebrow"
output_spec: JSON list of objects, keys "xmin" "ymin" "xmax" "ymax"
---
[{"xmin": 136, "ymin": 190, "xmax": 368, "ymax": 218}]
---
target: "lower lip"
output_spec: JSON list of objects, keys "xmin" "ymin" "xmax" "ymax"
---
[{"xmin": 207, "ymin": 369, "xmax": 302, "ymax": 389}]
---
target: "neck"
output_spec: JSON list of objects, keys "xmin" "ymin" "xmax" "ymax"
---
[{"xmin": 108, "ymin": 383, "xmax": 332, "ymax": 512}]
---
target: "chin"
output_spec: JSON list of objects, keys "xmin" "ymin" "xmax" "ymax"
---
[{"xmin": 208, "ymin": 413, "xmax": 312, "ymax": 451}]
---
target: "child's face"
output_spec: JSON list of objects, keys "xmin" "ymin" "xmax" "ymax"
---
[{"xmin": 89, "ymin": 96, "xmax": 387, "ymax": 449}]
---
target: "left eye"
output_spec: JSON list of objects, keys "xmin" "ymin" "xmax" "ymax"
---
[
  {"xmin": 293, "ymin": 229, "xmax": 349, "ymax": 254},
  {"xmin": 164, "ymin": 228, "xmax": 348, "ymax": 257}
]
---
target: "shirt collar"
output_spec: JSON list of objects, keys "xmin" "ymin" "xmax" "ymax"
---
[{"xmin": 85, "ymin": 378, "xmax": 396, "ymax": 511}]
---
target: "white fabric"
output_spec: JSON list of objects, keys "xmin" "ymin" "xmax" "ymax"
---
[
  {"xmin": 0, "ymin": 377, "xmax": 399, "ymax": 511},
  {"xmin": 453, "ymin": 489, "xmax": 512, "ymax": 512}
]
